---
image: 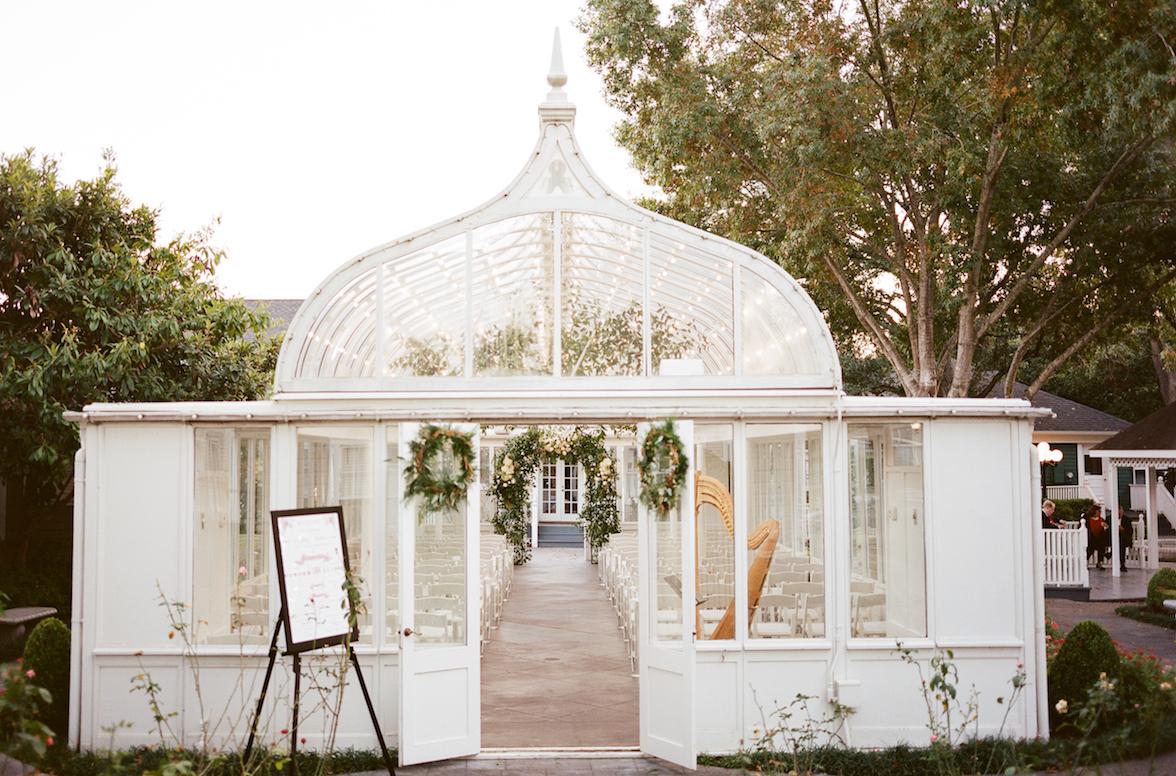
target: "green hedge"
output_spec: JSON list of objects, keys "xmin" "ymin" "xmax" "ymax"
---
[
  {"xmin": 1146, "ymin": 567, "xmax": 1176, "ymax": 613},
  {"xmin": 1047, "ymin": 620, "xmax": 1119, "ymax": 730},
  {"xmin": 1051, "ymin": 498, "xmax": 1095, "ymax": 524},
  {"xmin": 23, "ymin": 617, "xmax": 71, "ymax": 736}
]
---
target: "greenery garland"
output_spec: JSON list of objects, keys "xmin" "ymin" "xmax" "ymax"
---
[
  {"xmin": 403, "ymin": 424, "xmax": 476, "ymax": 516},
  {"xmin": 490, "ymin": 427, "xmax": 621, "ymax": 564},
  {"xmin": 638, "ymin": 419, "xmax": 690, "ymax": 517}
]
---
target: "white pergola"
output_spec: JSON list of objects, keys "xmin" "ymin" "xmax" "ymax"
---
[{"xmin": 1089, "ymin": 401, "xmax": 1176, "ymax": 577}]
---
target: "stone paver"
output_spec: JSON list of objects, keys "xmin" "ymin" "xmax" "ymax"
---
[
  {"xmin": 481, "ymin": 548, "xmax": 638, "ymax": 747},
  {"xmin": 352, "ymin": 756, "xmax": 740, "ymax": 774},
  {"xmin": 1047, "ymin": 598, "xmax": 1176, "ymax": 662}
]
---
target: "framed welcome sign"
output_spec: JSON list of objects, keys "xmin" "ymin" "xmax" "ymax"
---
[{"xmin": 270, "ymin": 506, "xmax": 360, "ymax": 654}]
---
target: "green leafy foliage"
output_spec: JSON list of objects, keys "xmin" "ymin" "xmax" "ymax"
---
[
  {"xmin": 22, "ymin": 617, "xmax": 71, "ymax": 736},
  {"xmin": 489, "ymin": 427, "xmax": 621, "ymax": 563},
  {"xmin": 1048, "ymin": 620, "xmax": 1120, "ymax": 730},
  {"xmin": 638, "ymin": 420, "xmax": 689, "ymax": 516},
  {"xmin": 403, "ymin": 424, "xmax": 477, "ymax": 516},
  {"xmin": 0, "ymin": 660, "xmax": 54, "ymax": 762},
  {"xmin": 1146, "ymin": 567, "xmax": 1176, "ymax": 613},
  {"xmin": 1051, "ymin": 499, "xmax": 1095, "ymax": 524},
  {"xmin": 579, "ymin": 0, "xmax": 1176, "ymax": 398},
  {"xmin": 0, "ymin": 151, "xmax": 278, "ymax": 558}
]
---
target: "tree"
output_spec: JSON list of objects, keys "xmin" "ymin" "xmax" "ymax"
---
[
  {"xmin": 0, "ymin": 152, "xmax": 278, "ymax": 563},
  {"xmin": 580, "ymin": 0, "xmax": 1176, "ymax": 397}
]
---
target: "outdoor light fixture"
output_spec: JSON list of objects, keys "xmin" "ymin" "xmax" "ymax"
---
[{"xmin": 1036, "ymin": 442, "xmax": 1064, "ymax": 464}]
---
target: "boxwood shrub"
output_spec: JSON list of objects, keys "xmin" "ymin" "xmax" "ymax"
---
[
  {"xmin": 1047, "ymin": 619, "xmax": 1119, "ymax": 730},
  {"xmin": 1146, "ymin": 567, "xmax": 1176, "ymax": 613},
  {"xmin": 23, "ymin": 617, "xmax": 71, "ymax": 736}
]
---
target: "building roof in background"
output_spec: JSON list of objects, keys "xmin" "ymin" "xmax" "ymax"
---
[
  {"xmin": 998, "ymin": 383, "xmax": 1129, "ymax": 433},
  {"xmin": 242, "ymin": 299, "xmax": 302, "ymax": 339},
  {"xmin": 1093, "ymin": 400, "xmax": 1176, "ymax": 451}
]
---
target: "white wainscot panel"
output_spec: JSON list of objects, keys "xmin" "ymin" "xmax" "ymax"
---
[
  {"xmin": 179, "ymin": 656, "xmax": 283, "ymax": 750},
  {"xmin": 929, "ymin": 421, "xmax": 1019, "ymax": 641},
  {"xmin": 742, "ymin": 655, "xmax": 832, "ymax": 751},
  {"xmin": 848, "ymin": 648, "xmax": 1028, "ymax": 747},
  {"xmin": 272, "ymin": 652, "xmax": 388, "ymax": 750},
  {"xmin": 96, "ymin": 425, "xmax": 188, "ymax": 649},
  {"xmin": 94, "ymin": 658, "xmax": 183, "ymax": 748},
  {"xmin": 696, "ymin": 654, "xmax": 739, "ymax": 754}
]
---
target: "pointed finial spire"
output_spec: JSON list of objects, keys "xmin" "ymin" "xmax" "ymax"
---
[
  {"xmin": 546, "ymin": 28, "xmax": 568, "ymax": 100},
  {"xmin": 539, "ymin": 27, "xmax": 576, "ymax": 126}
]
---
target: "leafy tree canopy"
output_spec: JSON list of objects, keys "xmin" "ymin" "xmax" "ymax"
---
[
  {"xmin": 580, "ymin": 0, "xmax": 1176, "ymax": 397},
  {"xmin": 0, "ymin": 152, "xmax": 278, "ymax": 521}
]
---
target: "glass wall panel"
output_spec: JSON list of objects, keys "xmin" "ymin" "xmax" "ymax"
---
[
  {"xmin": 742, "ymin": 268, "xmax": 822, "ymax": 377},
  {"xmin": 297, "ymin": 426, "xmax": 373, "ymax": 641},
  {"xmin": 382, "ymin": 234, "xmax": 467, "ymax": 377},
  {"xmin": 848, "ymin": 423, "xmax": 926, "ymax": 638},
  {"xmin": 471, "ymin": 214, "xmax": 554, "ymax": 376},
  {"xmin": 695, "ymin": 425, "xmax": 734, "ymax": 640},
  {"xmin": 560, "ymin": 213, "xmax": 645, "ymax": 376},
  {"xmin": 385, "ymin": 426, "xmax": 400, "ymax": 640},
  {"xmin": 649, "ymin": 228, "xmax": 734, "ymax": 375},
  {"xmin": 193, "ymin": 428, "xmax": 270, "ymax": 645},
  {"xmin": 747, "ymin": 424, "xmax": 824, "ymax": 639},
  {"xmin": 412, "ymin": 437, "xmax": 468, "ymax": 645}
]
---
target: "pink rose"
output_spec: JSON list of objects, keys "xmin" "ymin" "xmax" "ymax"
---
[{"xmin": 25, "ymin": 669, "xmax": 35, "ymax": 679}]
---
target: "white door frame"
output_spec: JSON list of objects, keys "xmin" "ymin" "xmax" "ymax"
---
[
  {"xmin": 397, "ymin": 422, "xmax": 481, "ymax": 766},
  {"xmin": 637, "ymin": 420, "xmax": 698, "ymax": 770}
]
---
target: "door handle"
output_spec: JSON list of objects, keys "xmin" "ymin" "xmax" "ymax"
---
[{"xmin": 402, "ymin": 627, "xmax": 414, "ymax": 637}]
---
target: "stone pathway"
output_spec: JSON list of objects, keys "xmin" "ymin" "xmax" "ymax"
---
[
  {"xmin": 480, "ymin": 548, "xmax": 638, "ymax": 748},
  {"xmin": 1046, "ymin": 599, "xmax": 1176, "ymax": 662},
  {"xmin": 371, "ymin": 755, "xmax": 738, "ymax": 774}
]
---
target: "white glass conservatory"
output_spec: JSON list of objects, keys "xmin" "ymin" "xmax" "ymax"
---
[{"xmin": 66, "ymin": 36, "xmax": 1049, "ymax": 770}]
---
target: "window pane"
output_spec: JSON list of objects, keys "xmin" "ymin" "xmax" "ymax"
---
[
  {"xmin": 652, "ymin": 500, "xmax": 683, "ymax": 643},
  {"xmin": 560, "ymin": 213, "xmax": 646, "ymax": 376},
  {"xmin": 622, "ymin": 446, "xmax": 639, "ymax": 523},
  {"xmin": 194, "ymin": 428, "xmax": 270, "ymax": 645},
  {"xmin": 747, "ymin": 424, "xmax": 824, "ymax": 639},
  {"xmin": 695, "ymin": 425, "xmax": 734, "ymax": 640},
  {"xmin": 564, "ymin": 462, "xmax": 579, "ymax": 515},
  {"xmin": 413, "ymin": 437, "xmax": 468, "ymax": 646},
  {"xmin": 297, "ymin": 426, "xmax": 373, "ymax": 642},
  {"xmin": 471, "ymin": 214, "xmax": 554, "ymax": 376},
  {"xmin": 848, "ymin": 423, "xmax": 926, "ymax": 638},
  {"xmin": 386, "ymin": 426, "xmax": 400, "ymax": 640}
]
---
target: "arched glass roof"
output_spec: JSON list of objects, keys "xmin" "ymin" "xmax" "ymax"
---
[{"xmin": 275, "ymin": 37, "xmax": 840, "ymax": 393}]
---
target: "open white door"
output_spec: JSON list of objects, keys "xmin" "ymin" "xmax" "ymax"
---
[
  {"xmin": 398, "ymin": 422, "xmax": 481, "ymax": 766},
  {"xmin": 638, "ymin": 420, "xmax": 697, "ymax": 769}
]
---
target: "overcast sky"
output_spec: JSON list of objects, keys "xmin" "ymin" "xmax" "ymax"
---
[{"xmin": 2, "ymin": 1, "xmax": 659, "ymax": 299}]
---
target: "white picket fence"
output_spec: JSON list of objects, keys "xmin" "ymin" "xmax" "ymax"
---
[{"xmin": 1043, "ymin": 520, "xmax": 1089, "ymax": 588}]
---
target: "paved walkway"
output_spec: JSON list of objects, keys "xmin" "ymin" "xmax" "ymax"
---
[
  {"xmin": 383, "ymin": 755, "xmax": 736, "ymax": 774},
  {"xmin": 1089, "ymin": 565, "xmax": 1154, "ymax": 601},
  {"xmin": 1047, "ymin": 598, "xmax": 1176, "ymax": 662},
  {"xmin": 480, "ymin": 548, "xmax": 638, "ymax": 747}
]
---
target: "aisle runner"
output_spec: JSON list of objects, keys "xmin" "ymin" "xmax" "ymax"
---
[{"xmin": 481, "ymin": 548, "xmax": 639, "ymax": 747}]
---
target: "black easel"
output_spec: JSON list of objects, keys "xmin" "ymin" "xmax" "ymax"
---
[{"xmin": 242, "ymin": 606, "xmax": 395, "ymax": 775}]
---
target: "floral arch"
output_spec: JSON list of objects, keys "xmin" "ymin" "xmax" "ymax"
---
[{"xmin": 273, "ymin": 38, "xmax": 841, "ymax": 394}]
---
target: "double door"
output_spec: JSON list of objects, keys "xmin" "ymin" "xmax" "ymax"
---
[{"xmin": 397, "ymin": 420, "xmax": 697, "ymax": 770}]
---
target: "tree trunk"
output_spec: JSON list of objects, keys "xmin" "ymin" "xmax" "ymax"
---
[{"xmin": 1150, "ymin": 337, "xmax": 1176, "ymax": 405}]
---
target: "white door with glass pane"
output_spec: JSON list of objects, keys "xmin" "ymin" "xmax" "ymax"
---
[
  {"xmin": 398, "ymin": 423, "xmax": 481, "ymax": 766},
  {"xmin": 637, "ymin": 421, "xmax": 697, "ymax": 770},
  {"xmin": 540, "ymin": 459, "xmax": 580, "ymax": 520}
]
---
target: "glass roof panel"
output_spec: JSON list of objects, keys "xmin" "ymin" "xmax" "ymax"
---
[
  {"xmin": 471, "ymin": 214, "xmax": 554, "ymax": 377},
  {"xmin": 649, "ymin": 227, "xmax": 734, "ymax": 376},
  {"xmin": 383, "ymin": 234, "xmax": 466, "ymax": 377},
  {"xmin": 298, "ymin": 267, "xmax": 378, "ymax": 379},
  {"xmin": 560, "ymin": 213, "xmax": 645, "ymax": 377},
  {"xmin": 742, "ymin": 267, "xmax": 820, "ymax": 377}
]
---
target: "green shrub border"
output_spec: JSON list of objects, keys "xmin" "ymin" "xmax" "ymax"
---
[
  {"xmin": 1116, "ymin": 603, "xmax": 1176, "ymax": 631},
  {"xmin": 37, "ymin": 746, "xmax": 397, "ymax": 776},
  {"xmin": 699, "ymin": 716, "xmax": 1176, "ymax": 774}
]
